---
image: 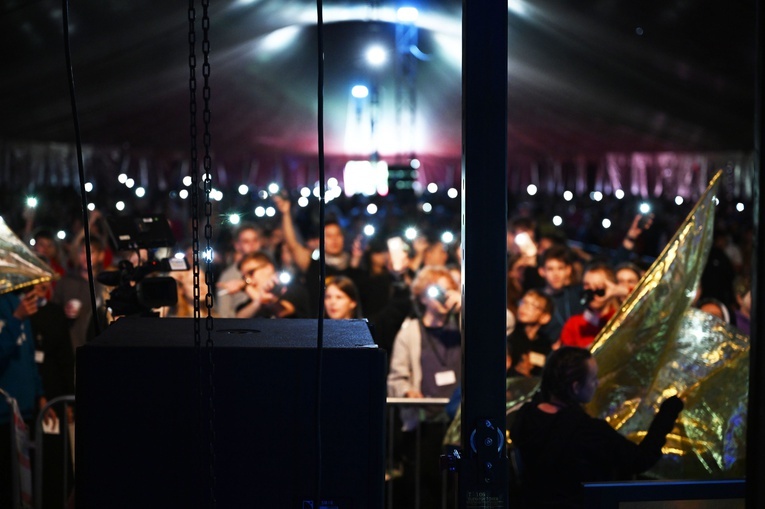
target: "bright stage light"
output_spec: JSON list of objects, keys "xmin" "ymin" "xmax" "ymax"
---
[
  {"xmin": 255, "ymin": 206, "xmax": 266, "ymax": 217},
  {"xmin": 351, "ymin": 85, "xmax": 369, "ymax": 98},
  {"xmin": 84, "ymin": 182, "xmax": 93, "ymax": 192},
  {"xmin": 298, "ymin": 197, "xmax": 309, "ymax": 208},
  {"xmin": 427, "ymin": 183, "xmax": 438, "ymax": 194},
  {"xmin": 229, "ymin": 214, "xmax": 241, "ymax": 225},
  {"xmin": 363, "ymin": 224, "xmax": 375, "ymax": 236},
  {"xmin": 447, "ymin": 188, "xmax": 458, "ymax": 199},
  {"xmin": 118, "ymin": 173, "xmax": 128, "ymax": 184},
  {"xmin": 268, "ymin": 183, "xmax": 280, "ymax": 194},
  {"xmin": 396, "ymin": 6, "xmax": 418, "ymax": 22},
  {"xmin": 639, "ymin": 202, "xmax": 651, "ymax": 214},
  {"xmin": 300, "ymin": 187, "xmax": 311, "ymax": 198},
  {"xmin": 441, "ymin": 231, "xmax": 454, "ymax": 244},
  {"xmin": 675, "ymin": 196, "xmax": 684, "ymax": 205},
  {"xmin": 26, "ymin": 196, "xmax": 38, "ymax": 208},
  {"xmin": 422, "ymin": 202, "xmax": 432, "ymax": 213},
  {"xmin": 602, "ymin": 218, "xmax": 611, "ymax": 229},
  {"xmin": 737, "ymin": 202, "xmax": 745, "ymax": 212},
  {"xmin": 179, "ymin": 189, "xmax": 189, "ymax": 200},
  {"xmin": 410, "ymin": 159, "xmax": 421, "ymax": 169},
  {"xmin": 266, "ymin": 207, "xmax": 276, "ymax": 217},
  {"xmin": 404, "ymin": 227, "xmax": 417, "ymax": 240},
  {"xmin": 563, "ymin": 191, "xmax": 573, "ymax": 201},
  {"xmin": 553, "ymin": 215, "xmax": 563, "ymax": 226},
  {"xmin": 135, "ymin": 187, "xmax": 146, "ymax": 198},
  {"xmin": 614, "ymin": 189, "xmax": 625, "ymax": 199},
  {"xmin": 57, "ymin": 230, "xmax": 66, "ymax": 240},
  {"xmin": 87, "ymin": 203, "xmax": 96, "ymax": 211},
  {"xmin": 367, "ymin": 203, "xmax": 378, "ymax": 215},
  {"xmin": 365, "ymin": 45, "xmax": 387, "ymax": 66},
  {"xmin": 238, "ymin": 184, "xmax": 249, "ymax": 195},
  {"xmin": 183, "ymin": 176, "xmax": 192, "ymax": 187},
  {"xmin": 116, "ymin": 201, "xmax": 125, "ymax": 211},
  {"xmin": 527, "ymin": 184, "xmax": 537, "ymax": 196},
  {"xmin": 125, "ymin": 178, "xmax": 135, "ymax": 189}
]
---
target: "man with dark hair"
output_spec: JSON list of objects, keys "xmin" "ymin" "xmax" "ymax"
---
[
  {"xmin": 538, "ymin": 245, "xmax": 584, "ymax": 345},
  {"xmin": 273, "ymin": 195, "xmax": 364, "ymax": 316},
  {"xmin": 215, "ymin": 223, "xmax": 264, "ymax": 318},
  {"xmin": 510, "ymin": 347, "xmax": 683, "ymax": 508}
]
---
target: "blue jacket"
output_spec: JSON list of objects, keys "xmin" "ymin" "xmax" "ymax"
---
[{"xmin": 1, "ymin": 292, "xmax": 45, "ymax": 424}]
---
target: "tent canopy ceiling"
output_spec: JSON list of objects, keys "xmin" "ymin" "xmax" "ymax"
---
[{"xmin": 0, "ymin": 0, "xmax": 756, "ymax": 163}]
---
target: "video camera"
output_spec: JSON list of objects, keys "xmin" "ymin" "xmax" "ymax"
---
[{"xmin": 98, "ymin": 215, "xmax": 187, "ymax": 317}]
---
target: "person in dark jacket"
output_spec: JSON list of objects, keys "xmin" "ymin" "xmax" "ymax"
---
[{"xmin": 510, "ymin": 347, "xmax": 683, "ymax": 508}]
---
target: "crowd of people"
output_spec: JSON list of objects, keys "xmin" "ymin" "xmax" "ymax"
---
[{"xmin": 1, "ymin": 183, "xmax": 754, "ymax": 507}]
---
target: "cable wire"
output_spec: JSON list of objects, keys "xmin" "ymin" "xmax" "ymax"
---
[
  {"xmin": 61, "ymin": 0, "xmax": 100, "ymax": 338},
  {"xmin": 315, "ymin": 0, "xmax": 326, "ymax": 506}
]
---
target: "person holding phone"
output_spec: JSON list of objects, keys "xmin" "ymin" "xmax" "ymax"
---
[
  {"xmin": 234, "ymin": 251, "xmax": 309, "ymax": 319},
  {"xmin": 387, "ymin": 265, "xmax": 462, "ymax": 508}
]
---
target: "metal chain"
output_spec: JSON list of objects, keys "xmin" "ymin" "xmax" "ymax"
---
[
  {"xmin": 200, "ymin": 0, "xmax": 217, "ymax": 505},
  {"xmin": 188, "ymin": 1, "xmax": 200, "ymax": 345}
]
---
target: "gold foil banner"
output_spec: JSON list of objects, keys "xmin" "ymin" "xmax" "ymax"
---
[
  {"xmin": 448, "ymin": 171, "xmax": 748, "ymax": 479},
  {"xmin": 589, "ymin": 170, "xmax": 748, "ymax": 478},
  {"xmin": 0, "ymin": 216, "xmax": 57, "ymax": 295}
]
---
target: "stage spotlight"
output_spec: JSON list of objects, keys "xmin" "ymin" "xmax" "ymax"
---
[
  {"xmin": 365, "ymin": 45, "xmax": 387, "ymax": 66},
  {"xmin": 553, "ymin": 215, "xmax": 563, "ymax": 226},
  {"xmin": 125, "ymin": 178, "xmax": 135, "ymax": 189},
  {"xmin": 351, "ymin": 85, "xmax": 369, "ymax": 98},
  {"xmin": 422, "ymin": 202, "xmax": 432, "ymax": 213},
  {"xmin": 441, "ymin": 231, "xmax": 455, "ymax": 244},
  {"xmin": 363, "ymin": 224, "xmax": 375, "ymax": 236},
  {"xmin": 87, "ymin": 203, "xmax": 96, "ymax": 211},
  {"xmin": 427, "ymin": 183, "xmax": 438, "ymax": 194},
  {"xmin": 116, "ymin": 201, "xmax": 126, "ymax": 211},
  {"xmin": 26, "ymin": 196, "xmax": 38, "ymax": 208},
  {"xmin": 614, "ymin": 189, "xmax": 625, "ymax": 199},
  {"xmin": 639, "ymin": 202, "xmax": 651, "ymax": 214},
  {"xmin": 367, "ymin": 203, "xmax": 378, "ymax": 215},
  {"xmin": 527, "ymin": 184, "xmax": 537, "ymax": 196},
  {"xmin": 268, "ymin": 183, "xmax": 280, "ymax": 194},
  {"xmin": 266, "ymin": 207, "xmax": 276, "ymax": 217},
  {"xmin": 675, "ymin": 196, "xmax": 684, "ymax": 205},
  {"xmin": 135, "ymin": 187, "xmax": 146, "ymax": 198},
  {"xmin": 737, "ymin": 202, "xmax": 745, "ymax": 212},
  {"xmin": 57, "ymin": 230, "xmax": 66, "ymax": 240},
  {"xmin": 255, "ymin": 206, "xmax": 266, "ymax": 217},
  {"xmin": 298, "ymin": 197, "xmax": 309, "ymax": 208},
  {"xmin": 602, "ymin": 219, "xmax": 611, "ymax": 229},
  {"xmin": 229, "ymin": 214, "xmax": 241, "ymax": 225},
  {"xmin": 404, "ymin": 227, "xmax": 417, "ymax": 240},
  {"xmin": 118, "ymin": 173, "xmax": 128, "ymax": 184},
  {"xmin": 396, "ymin": 6, "xmax": 418, "ymax": 22},
  {"xmin": 179, "ymin": 190, "xmax": 189, "ymax": 200},
  {"xmin": 447, "ymin": 188, "xmax": 458, "ymax": 199},
  {"xmin": 238, "ymin": 184, "xmax": 249, "ymax": 195},
  {"xmin": 563, "ymin": 191, "xmax": 573, "ymax": 201},
  {"xmin": 84, "ymin": 182, "xmax": 94, "ymax": 192},
  {"xmin": 183, "ymin": 176, "xmax": 192, "ymax": 187}
]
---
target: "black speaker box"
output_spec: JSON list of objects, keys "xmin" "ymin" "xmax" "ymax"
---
[{"xmin": 76, "ymin": 317, "xmax": 386, "ymax": 509}]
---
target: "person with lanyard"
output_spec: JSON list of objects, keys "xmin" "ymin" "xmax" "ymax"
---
[{"xmin": 387, "ymin": 265, "xmax": 462, "ymax": 508}]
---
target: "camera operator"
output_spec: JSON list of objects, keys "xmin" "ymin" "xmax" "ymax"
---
[{"xmin": 234, "ymin": 251, "xmax": 309, "ymax": 319}]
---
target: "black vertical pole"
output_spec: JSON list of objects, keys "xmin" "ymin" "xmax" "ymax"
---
[
  {"xmin": 747, "ymin": 1, "xmax": 763, "ymax": 507},
  {"xmin": 459, "ymin": 0, "xmax": 508, "ymax": 507}
]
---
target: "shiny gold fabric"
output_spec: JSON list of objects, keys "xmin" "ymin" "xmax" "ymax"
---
[
  {"xmin": 447, "ymin": 171, "xmax": 748, "ymax": 479},
  {"xmin": 589, "ymin": 170, "xmax": 748, "ymax": 478},
  {"xmin": 0, "ymin": 216, "xmax": 57, "ymax": 295}
]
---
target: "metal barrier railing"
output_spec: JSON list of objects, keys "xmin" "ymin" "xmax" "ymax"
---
[
  {"xmin": 34, "ymin": 395, "xmax": 75, "ymax": 509},
  {"xmin": 386, "ymin": 397, "xmax": 451, "ymax": 509}
]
